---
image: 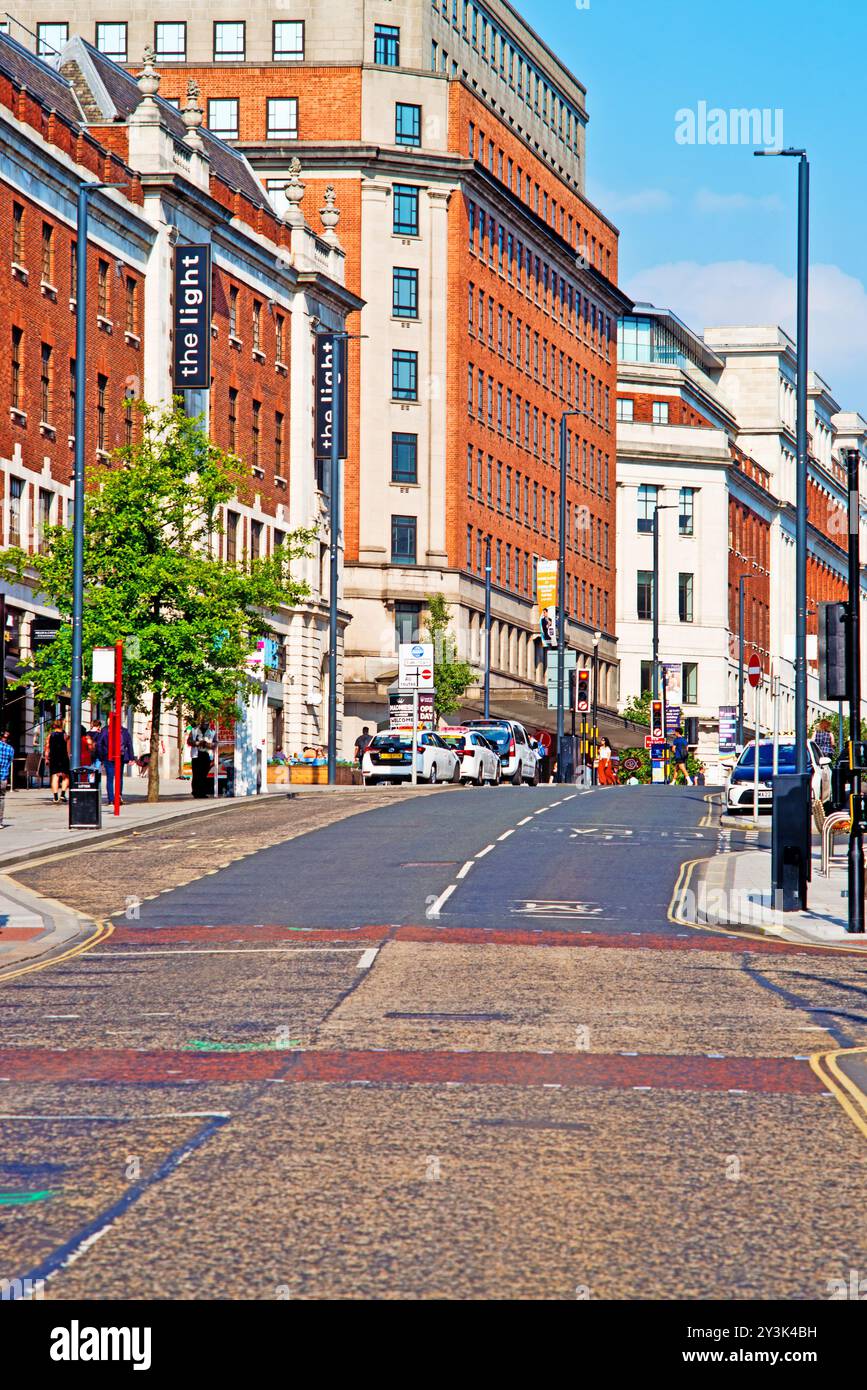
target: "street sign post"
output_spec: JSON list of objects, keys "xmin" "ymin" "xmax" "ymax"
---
[
  {"xmin": 748, "ymin": 653, "xmax": 762, "ymax": 689},
  {"xmin": 398, "ymin": 643, "xmax": 435, "ymax": 787}
]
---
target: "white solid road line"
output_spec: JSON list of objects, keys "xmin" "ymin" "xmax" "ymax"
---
[
  {"xmin": 564, "ymin": 794, "xmax": 577, "ymax": 801},
  {"xmin": 87, "ymin": 947, "xmax": 364, "ymax": 957},
  {"xmin": 427, "ymin": 883, "xmax": 457, "ymax": 918},
  {"xmin": 456, "ymin": 861, "xmax": 474, "ymax": 879},
  {"xmin": 357, "ymin": 947, "xmax": 378, "ymax": 970},
  {"xmin": 497, "ymin": 829, "xmax": 515, "ymax": 840},
  {"xmin": 0, "ymin": 1111, "xmax": 231, "ymax": 1121},
  {"xmin": 517, "ymin": 816, "xmax": 533, "ymax": 826},
  {"xmin": 475, "ymin": 844, "xmax": 495, "ymax": 858}
]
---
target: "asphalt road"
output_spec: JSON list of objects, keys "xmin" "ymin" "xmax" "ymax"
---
[{"xmin": 2, "ymin": 783, "xmax": 866, "ymax": 1300}]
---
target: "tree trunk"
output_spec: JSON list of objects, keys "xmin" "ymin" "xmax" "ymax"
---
[{"xmin": 147, "ymin": 687, "xmax": 162, "ymax": 802}]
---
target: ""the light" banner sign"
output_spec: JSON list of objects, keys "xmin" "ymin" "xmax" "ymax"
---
[
  {"xmin": 315, "ymin": 333, "xmax": 347, "ymax": 459},
  {"xmin": 173, "ymin": 244, "xmax": 211, "ymax": 390}
]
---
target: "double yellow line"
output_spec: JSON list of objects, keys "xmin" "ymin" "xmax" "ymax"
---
[
  {"xmin": 811, "ymin": 1047, "xmax": 867, "ymax": 1142},
  {"xmin": 0, "ymin": 920, "xmax": 114, "ymax": 984}
]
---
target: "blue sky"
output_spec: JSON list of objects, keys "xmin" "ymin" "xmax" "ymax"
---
[{"xmin": 521, "ymin": 0, "xmax": 867, "ymax": 413}]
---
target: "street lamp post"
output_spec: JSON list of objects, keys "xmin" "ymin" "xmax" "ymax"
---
[
  {"xmin": 70, "ymin": 181, "xmax": 125, "ymax": 780},
  {"xmin": 737, "ymin": 572, "xmax": 760, "ymax": 748},
  {"xmin": 484, "ymin": 536, "xmax": 491, "ymax": 719},
  {"xmin": 557, "ymin": 410, "xmax": 581, "ymax": 782},
  {"xmin": 651, "ymin": 504, "xmax": 676, "ymax": 703},
  {"xmin": 591, "ymin": 629, "xmax": 601, "ymax": 784}
]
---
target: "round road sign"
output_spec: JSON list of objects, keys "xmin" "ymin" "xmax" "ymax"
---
[{"xmin": 747, "ymin": 654, "xmax": 762, "ymax": 688}]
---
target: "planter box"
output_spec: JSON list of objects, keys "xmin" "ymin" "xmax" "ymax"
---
[
  {"xmin": 267, "ymin": 765, "xmax": 288, "ymax": 784},
  {"xmin": 287, "ymin": 765, "xmax": 362, "ymax": 786}
]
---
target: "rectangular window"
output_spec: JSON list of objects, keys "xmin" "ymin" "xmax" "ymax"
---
[
  {"xmin": 275, "ymin": 411, "xmax": 284, "ymax": 473},
  {"xmin": 39, "ymin": 223, "xmax": 54, "ymax": 289},
  {"xmin": 653, "ymin": 400, "xmax": 669, "ymax": 425},
  {"xmin": 97, "ymin": 258, "xmax": 109, "ymax": 318},
  {"xmin": 683, "ymin": 661, "xmax": 698, "ymax": 705},
  {"xmin": 374, "ymin": 23, "xmax": 400, "ymax": 65},
  {"xmin": 395, "ymin": 600, "xmax": 421, "ymax": 646},
  {"xmin": 8, "ymin": 477, "xmax": 22, "ymax": 546},
  {"xmin": 37, "ymin": 488, "xmax": 53, "ymax": 553},
  {"xmin": 275, "ymin": 313, "xmax": 285, "ymax": 363},
  {"xmin": 35, "ymin": 21, "xmax": 67, "ymax": 55},
  {"xmin": 391, "ymin": 515, "xmax": 417, "ymax": 564},
  {"xmin": 124, "ymin": 387, "xmax": 134, "ymax": 447},
  {"xmin": 125, "ymin": 276, "xmax": 137, "ymax": 335},
  {"xmin": 393, "ymin": 185, "xmax": 419, "ymax": 236},
  {"xmin": 391, "ymin": 432, "xmax": 418, "ymax": 483},
  {"xmin": 637, "ymin": 569, "xmax": 653, "ymax": 621},
  {"xmin": 392, "ymin": 267, "xmax": 418, "ymax": 318},
  {"xmin": 96, "ymin": 374, "xmax": 107, "ymax": 452},
  {"xmin": 229, "ymin": 286, "xmax": 239, "ymax": 337},
  {"xmin": 214, "ymin": 21, "xmax": 245, "ymax": 60},
  {"xmin": 679, "ymin": 486, "xmax": 695, "ymax": 536},
  {"xmin": 40, "ymin": 342, "xmax": 53, "ymax": 424},
  {"xmin": 251, "ymin": 399, "xmax": 261, "ymax": 468},
  {"xmin": 252, "ymin": 300, "xmax": 262, "ymax": 352},
  {"xmin": 207, "ymin": 98, "xmax": 239, "ymax": 139},
  {"xmin": 228, "ymin": 387, "xmax": 238, "ymax": 451},
  {"xmin": 617, "ymin": 397, "xmax": 634, "ymax": 423},
  {"xmin": 273, "ymin": 20, "xmax": 304, "ymax": 60},
  {"xmin": 395, "ymin": 103, "xmax": 421, "ymax": 146},
  {"xmin": 678, "ymin": 572, "xmax": 694, "ymax": 624},
  {"xmin": 226, "ymin": 510, "xmax": 239, "ymax": 566},
  {"xmin": 637, "ymin": 483, "xmax": 658, "ymax": 533},
  {"xmin": 392, "ymin": 350, "xmax": 418, "ymax": 401},
  {"xmin": 12, "ymin": 202, "xmax": 23, "ymax": 265},
  {"xmin": 69, "ymin": 240, "xmax": 77, "ymax": 296},
  {"xmin": 95, "ymin": 22, "xmax": 127, "ymax": 59},
  {"xmin": 69, "ymin": 357, "xmax": 75, "ymax": 427},
  {"xmin": 154, "ymin": 22, "xmax": 186, "ymax": 59},
  {"xmin": 11, "ymin": 326, "xmax": 23, "ymax": 409},
  {"xmin": 267, "ymin": 98, "xmax": 298, "ymax": 138}
]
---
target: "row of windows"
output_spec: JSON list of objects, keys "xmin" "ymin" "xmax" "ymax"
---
[
  {"xmin": 467, "ymin": 203, "xmax": 611, "ymax": 356},
  {"xmin": 636, "ymin": 571, "xmax": 695, "ymax": 624},
  {"xmin": 11, "ymin": 204, "xmax": 139, "ymax": 333},
  {"xmin": 224, "ymin": 391, "xmax": 287, "ymax": 479},
  {"xmin": 223, "ymin": 506, "xmax": 286, "ymax": 567},
  {"xmin": 617, "ymin": 398, "xmax": 670, "ymax": 426},
  {"xmin": 467, "ymin": 366, "xmax": 611, "ymax": 478},
  {"xmin": 9, "ymin": 330, "xmax": 133, "ymax": 453},
  {"xmin": 205, "ymin": 96, "xmax": 298, "ymax": 140},
  {"xmin": 637, "ymin": 484, "xmax": 696, "ymax": 537},
  {"xmin": 465, "ymin": 446, "xmax": 609, "ymax": 562},
  {"xmin": 468, "ymin": 296, "xmax": 610, "ymax": 425},
  {"xmin": 35, "ymin": 19, "xmax": 305, "ymax": 62},
  {"xmin": 429, "ymin": 0, "xmax": 583, "ymax": 156},
  {"xmin": 221, "ymin": 280, "xmax": 288, "ymax": 364},
  {"xmin": 4, "ymin": 473, "xmax": 61, "ymax": 552},
  {"xmin": 465, "ymin": 526, "xmax": 609, "ymax": 624},
  {"xmin": 467, "ymin": 126, "xmax": 605, "ymax": 276}
]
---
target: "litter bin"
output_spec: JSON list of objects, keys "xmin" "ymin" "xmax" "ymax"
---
[
  {"xmin": 68, "ymin": 765, "xmax": 102, "ymax": 829},
  {"xmin": 771, "ymin": 772, "xmax": 811, "ymax": 910}
]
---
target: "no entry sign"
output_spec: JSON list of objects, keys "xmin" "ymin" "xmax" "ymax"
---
[{"xmin": 747, "ymin": 654, "xmax": 762, "ymax": 688}]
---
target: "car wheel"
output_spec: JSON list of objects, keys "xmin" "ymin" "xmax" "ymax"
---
[
  {"xmin": 366, "ymin": 777, "xmax": 379, "ymax": 786},
  {"xmin": 511, "ymin": 762, "xmax": 523, "ymax": 786},
  {"xmin": 494, "ymin": 764, "xmax": 502, "ymax": 786},
  {"xmin": 428, "ymin": 763, "xmax": 438, "ymax": 785},
  {"xmin": 474, "ymin": 763, "xmax": 485, "ymax": 787},
  {"xmin": 528, "ymin": 761, "xmax": 540, "ymax": 786}
]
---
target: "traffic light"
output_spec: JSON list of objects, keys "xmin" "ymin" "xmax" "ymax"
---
[
  {"xmin": 819, "ymin": 601, "xmax": 848, "ymax": 702},
  {"xmin": 651, "ymin": 700, "xmax": 663, "ymax": 738},
  {"xmin": 575, "ymin": 668, "xmax": 590, "ymax": 713}
]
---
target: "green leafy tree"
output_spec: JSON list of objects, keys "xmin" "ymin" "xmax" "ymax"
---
[
  {"xmin": 2, "ymin": 401, "xmax": 315, "ymax": 800},
  {"xmin": 621, "ymin": 689, "xmax": 651, "ymax": 726},
  {"xmin": 424, "ymin": 594, "xmax": 477, "ymax": 721}
]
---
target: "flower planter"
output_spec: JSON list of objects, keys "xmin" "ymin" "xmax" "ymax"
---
[
  {"xmin": 287, "ymin": 765, "xmax": 362, "ymax": 786},
  {"xmin": 267, "ymin": 765, "xmax": 288, "ymax": 785}
]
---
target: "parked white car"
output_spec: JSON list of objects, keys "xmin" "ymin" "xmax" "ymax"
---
[
  {"xmin": 465, "ymin": 720, "xmax": 541, "ymax": 785},
  {"xmin": 362, "ymin": 731, "xmax": 461, "ymax": 786},
  {"xmin": 437, "ymin": 728, "xmax": 502, "ymax": 786},
  {"xmin": 725, "ymin": 739, "xmax": 832, "ymax": 813}
]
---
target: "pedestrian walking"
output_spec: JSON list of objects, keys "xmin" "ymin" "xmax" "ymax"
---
[
  {"xmin": 815, "ymin": 719, "xmax": 835, "ymax": 761},
  {"xmin": 188, "ymin": 719, "xmax": 214, "ymax": 798},
  {"xmin": 597, "ymin": 737, "xmax": 616, "ymax": 786},
  {"xmin": 354, "ymin": 726, "xmax": 372, "ymax": 767},
  {"xmin": 671, "ymin": 726, "xmax": 693, "ymax": 786},
  {"xmin": 89, "ymin": 719, "xmax": 104, "ymax": 771},
  {"xmin": 0, "ymin": 730, "xmax": 14, "ymax": 826},
  {"xmin": 95, "ymin": 720, "xmax": 135, "ymax": 804},
  {"xmin": 47, "ymin": 718, "xmax": 70, "ymax": 803}
]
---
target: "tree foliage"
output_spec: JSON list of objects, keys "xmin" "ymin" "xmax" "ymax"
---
[
  {"xmin": 2, "ymin": 401, "xmax": 315, "ymax": 799},
  {"xmin": 621, "ymin": 689, "xmax": 651, "ymax": 726},
  {"xmin": 424, "ymin": 594, "xmax": 477, "ymax": 720}
]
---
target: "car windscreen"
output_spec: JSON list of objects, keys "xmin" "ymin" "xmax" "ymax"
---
[
  {"xmin": 736, "ymin": 744, "xmax": 797, "ymax": 772},
  {"xmin": 470, "ymin": 725, "xmax": 510, "ymax": 753},
  {"xmin": 438, "ymin": 734, "xmax": 467, "ymax": 748},
  {"xmin": 370, "ymin": 735, "xmax": 412, "ymax": 750}
]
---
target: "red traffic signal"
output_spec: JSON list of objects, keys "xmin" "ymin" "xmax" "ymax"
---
[
  {"xmin": 575, "ymin": 668, "xmax": 590, "ymax": 713},
  {"xmin": 651, "ymin": 700, "xmax": 664, "ymax": 738}
]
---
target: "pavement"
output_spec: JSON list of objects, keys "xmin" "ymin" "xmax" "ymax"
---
[{"xmin": 1, "ymin": 782, "xmax": 866, "ymax": 1300}]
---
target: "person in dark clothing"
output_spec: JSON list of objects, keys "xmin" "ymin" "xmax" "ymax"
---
[
  {"xmin": 354, "ymin": 727, "xmax": 372, "ymax": 767},
  {"xmin": 188, "ymin": 720, "xmax": 214, "ymax": 798},
  {"xmin": 671, "ymin": 727, "xmax": 692, "ymax": 786},
  {"xmin": 95, "ymin": 722, "xmax": 135, "ymax": 804},
  {"xmin": 47, "ymin": 719, "xmax": 70, "ymax": 803}
]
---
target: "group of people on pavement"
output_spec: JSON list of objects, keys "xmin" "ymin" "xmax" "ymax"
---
[{"xmin": 44, "ymin": 717, "xmax": 135, "ymax": 805}]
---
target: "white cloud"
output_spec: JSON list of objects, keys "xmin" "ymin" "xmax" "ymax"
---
[
  {"xmin": 590, "ymin": 186, "xmax": 673, "ymax": 214},
  {"xmin": 624, "ymin": 260, "xmax": 867, "ymax": 405},
  {"xmin": 694, "ymin": 188, "xmax": 784, "ymax": 214}
]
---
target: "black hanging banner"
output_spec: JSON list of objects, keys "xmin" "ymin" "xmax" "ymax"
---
[
  {"xmin": 173, "ymin": 244, "xmax": 211, "ymax": 390},
  {"xmin": 315, "ymin": 333, "xmax": 347, "ymax": 459}
]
